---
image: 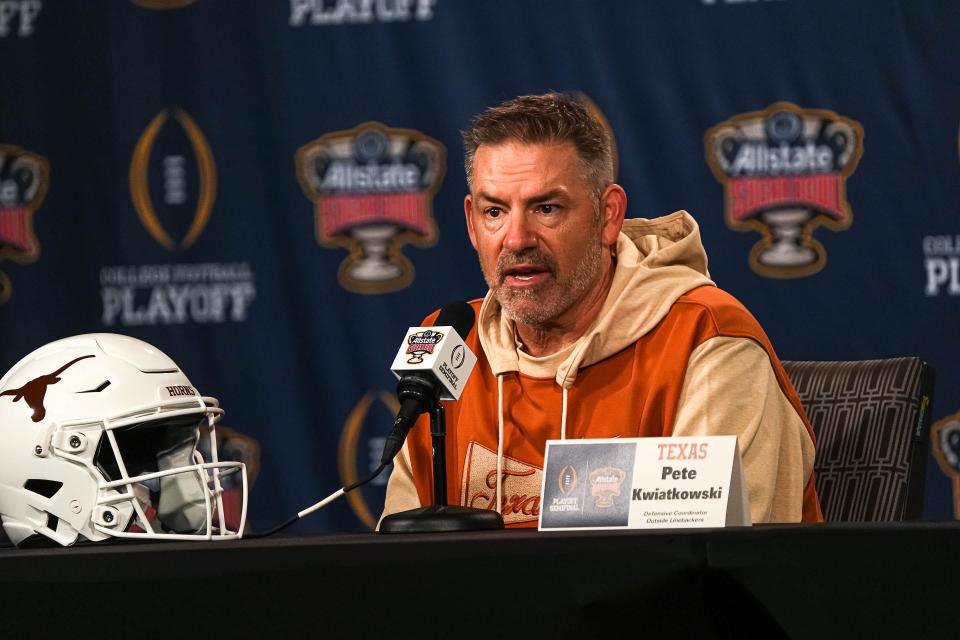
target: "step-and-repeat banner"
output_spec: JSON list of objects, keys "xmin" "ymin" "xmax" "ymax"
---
[{"xmin": 1, "ymin": 0, "xmax": 958, "ymax": 532}]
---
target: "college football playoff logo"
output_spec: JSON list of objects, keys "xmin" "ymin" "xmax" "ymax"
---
[
  {"xmin": 296, "ymin": 122, "xmax": 445, "ymax": 294},
  {"xmin": 0, "ymin": 144, "xmax": 49, "ymax": 304},
  {"xmin": 130, "ymin": 109, "xmax": 217, "ymax": 251},
  {"xmin": 558, "ymin": 465, "xmax": 578, "ymax": 495},
  {"xmin": 705, "ymin": 102, "xmax": 864, "ymax": 278}
]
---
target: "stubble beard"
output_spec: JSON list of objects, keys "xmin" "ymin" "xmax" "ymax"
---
[{"xmin": 486, "ymin": 236, "xmax": 603, "ymax": 327}]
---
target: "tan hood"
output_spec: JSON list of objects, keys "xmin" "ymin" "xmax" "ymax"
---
[{"xmin": 478, "ymin": 210, "xmax": 715, "ymax": 388}]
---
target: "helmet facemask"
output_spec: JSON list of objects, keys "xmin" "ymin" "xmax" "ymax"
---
[{"xmin": 89, "ymin": 398, "xmax": 248, "ymax": 540}]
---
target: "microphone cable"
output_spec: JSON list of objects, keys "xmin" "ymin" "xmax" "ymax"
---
[{"xmin": 246, "ymin": 461, "xmax": 389, "ymax": 539}]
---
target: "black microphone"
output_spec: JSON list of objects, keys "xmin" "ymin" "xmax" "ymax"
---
[{"xmin": 380, "ymin": 301, "xmax": 477, "ymax": 466}]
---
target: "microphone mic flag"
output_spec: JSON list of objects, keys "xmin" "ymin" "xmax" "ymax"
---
[{"xmin": 380, "ymin": 301, "xmax": 478, "ymax": 465}]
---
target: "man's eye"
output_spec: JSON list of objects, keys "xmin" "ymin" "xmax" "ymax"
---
[
  {"xmin": 485, "ymin": 207, "xmax": 502, "ymax": 218},
  {"xmin": 538, "ymin": 204, "xmax": 557, "ymax": 214}
]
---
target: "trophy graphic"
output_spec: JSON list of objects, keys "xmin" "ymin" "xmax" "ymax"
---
[
  {"xmin": 756, "ymin": 207, "xmax": 817, "ymax": 268},
  {"xmin": 347, "ymin": 224, "xmax": 404, "ymax": 282}
]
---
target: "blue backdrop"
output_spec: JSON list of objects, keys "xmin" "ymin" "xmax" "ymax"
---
[{"xmin": 1, "ymin": 0, "xmax": 958, "ymax": 533}]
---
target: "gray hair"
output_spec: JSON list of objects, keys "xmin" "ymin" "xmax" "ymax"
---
[{"xmin": 462, "ymin": 92, "xmax": 615, "ymax": 200}]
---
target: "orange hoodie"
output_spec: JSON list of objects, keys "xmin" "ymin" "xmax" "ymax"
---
[{"xmin": 382, "ymin": 211, "xmax": 822, "ymax": 525}]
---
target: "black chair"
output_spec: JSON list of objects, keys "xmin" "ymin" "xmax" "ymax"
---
[{"xmin": 781, "ymin": 358, "xmax": 935, "ymax": 522}]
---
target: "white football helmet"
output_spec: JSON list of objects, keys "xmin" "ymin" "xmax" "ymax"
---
[{"xmin": 0, "ymin": 333, "xmax": 247, "ymax": 546}]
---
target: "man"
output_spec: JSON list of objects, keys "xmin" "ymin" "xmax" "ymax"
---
[{"xmin": 382, "ymin": 93, "xmax": 822, "ymax": 525}]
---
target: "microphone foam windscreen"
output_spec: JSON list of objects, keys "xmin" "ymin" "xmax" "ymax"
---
[{"xmin": 434, "ymin": 301, "xmax": 476, "ymax": 339}]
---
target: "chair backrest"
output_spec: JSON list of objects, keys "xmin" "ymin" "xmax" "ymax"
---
[{"xmin": 781, "ymin": 358, "xmax": 935, "ymax": 522}]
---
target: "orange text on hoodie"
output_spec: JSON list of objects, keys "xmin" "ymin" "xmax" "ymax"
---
[{"xmin": 382, "ymin": 211, "xmax": 823, "ymax": 526}]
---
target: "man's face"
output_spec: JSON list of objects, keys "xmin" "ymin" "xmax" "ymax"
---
[{"xmin": 464, "ymin": 141, "xmax": 618, "ymax": 326}]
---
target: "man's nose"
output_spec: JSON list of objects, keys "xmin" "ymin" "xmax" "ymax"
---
[{"xmin": 502, "ymin": 212, "xmax": 537, "ymax": 252}]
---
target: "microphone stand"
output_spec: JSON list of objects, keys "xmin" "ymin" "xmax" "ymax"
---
[
  {"xmin": 431, "ymin": 404, "xmax": 448, "ymax": 505},
  {"xmin": 379, "ymin": 403, "xmax": 504, "ymax": 533}
]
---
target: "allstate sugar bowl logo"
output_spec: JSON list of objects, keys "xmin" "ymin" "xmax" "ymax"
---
[
  {"xmin": 405, "ymin": 329, "xmax": 443, "ymax": 364},
  {"xmin": 705, "ymin": 102, "xmax": 864, "ymax": 278},
  {"xmin": 0, "ymin": 144, "xmax": 49, "ymax": 304},
  {"xmin": 589, "ymin": 466, "xmax": 626, "ymax": 508},
  {"xmin": 296, "ymin": 122, "xmax": 445, "ymax": 294}
]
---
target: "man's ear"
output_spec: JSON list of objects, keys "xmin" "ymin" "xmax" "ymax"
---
[
  {"xmin": 600, "ymin": 184, "xmax": 627, "ymax": 246},
  {"xmin": 464, "ymin": 194, "xmax": 479, "ymax": 251}
]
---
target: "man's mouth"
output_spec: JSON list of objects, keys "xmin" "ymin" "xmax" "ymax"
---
[{"xmin": 502, "ymin": 264, "xmax": 552, "ymax": 287}]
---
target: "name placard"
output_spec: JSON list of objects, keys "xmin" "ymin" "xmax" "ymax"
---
[{"xmin": 538, "ymin": 436, "xmax": 750, "ymax": 531}]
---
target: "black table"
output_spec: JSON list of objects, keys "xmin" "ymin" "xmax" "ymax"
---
[{"xmin": 1, "ymin": 522, "xmax": 957, "ymax": 638}]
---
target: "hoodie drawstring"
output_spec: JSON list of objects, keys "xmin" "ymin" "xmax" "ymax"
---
[
  {"xmin": 496, "ymin": 374, "xmax": 504, "ymax": 516},
  {"xmin": 561, "ymin": 386, "xmax": 569, "ymax": 441}
]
